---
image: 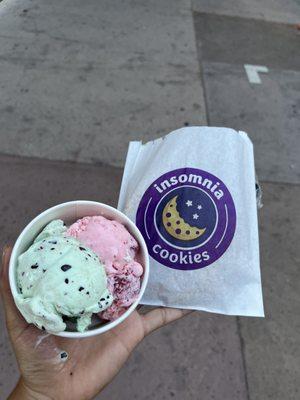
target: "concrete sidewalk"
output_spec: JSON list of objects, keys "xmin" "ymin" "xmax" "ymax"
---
[
  {"xmin": 0, "ymin": 1, "xmax": 299, "ymax": 399},
  {"xmin": 0, "ymin": 0, "xmax": 206, "ymax": 167}
]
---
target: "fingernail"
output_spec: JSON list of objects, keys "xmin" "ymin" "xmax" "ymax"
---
[
  {"xmin": 2, "ymin": 246, "xmax": 8, "ymax": 263},
  {"xmin": 2, "ymin": 245, "xmax": 10, "ymax": 264},
  {"xmin": 1, "ymin": 249, "xmax": 6, "ymax": 279}
]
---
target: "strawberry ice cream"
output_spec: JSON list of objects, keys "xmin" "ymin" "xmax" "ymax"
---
[{"xmin": 67, "ymin": 216, "xmax": 143, "ymax": 320}]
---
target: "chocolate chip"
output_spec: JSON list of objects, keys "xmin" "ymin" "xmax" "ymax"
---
[
  {"xmin": 79, "ymin": 286, "xmax": 84, "ymax": 291},
  {"xmin": 106, "ymin": 295, "xmax": 110, "ymax": 299},
  {"xmin": 61, "ymin": 264, "xmax": 72, "ymax": 272},
  {"xmin": 106, "ymin": 302, "xmax": 109, "ymax": 305},
  {"xmin": 65, "ymin": 278, "xmax": 69, "ymax": 284},
  {"xmin": 64, "ymin": 292, "xmax": 67, "ymax": 295},
  {"xmin": 21, "ymin": 272, "xmax": 25, "ymax": 276},
  {"xmin": 48, "ymin": 240, "xmax": 57, "ymax": 244},
  {"xmin": 79, "ymin": 246, "xmax": 86, "ymax": 251},
  {"xmin": 87, "ymin": 254, "xmax": 91, "ymax": 257},
  {"xmin": 60, "ymin": 352, "xmax": 68, "ymax": 359},
  {"xmin": 31, "ymin": 263, "xmax": 38, "ymax": 269},
  {"xmin": 19, "ymin": 287, "xmax": 22, "ymax": 294},
  {"xmin": 100, "ymin": 298, "xmax": 105, "ymax": 301},
  {"xmin": 80, "ymin": 310, "xmax": 84, "ymax": 314},
  {"xmin": 39, "ymin": 246, "xmax": 43, "ymax": 250},
  {"xmin": 41, "ymin": 326, "xmax": 45, "ymax": 331},
  {"xmin": 50, "ymin": 248, "xmax": 55, "ymax": 250},
  {"xmin": 43, "ymin": 269, "xmax": 47, "ymax": 273},
  {"xmin": 70, "ymin": 372, "xmax": 73, "ymax": 376},
  {"xmin": 86, "ymin": 291, "xmax": 89, "ymax": 295}
]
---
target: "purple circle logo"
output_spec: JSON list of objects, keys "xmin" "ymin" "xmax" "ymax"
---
[{"xmin": 136, "ymin": 168, "xmax": 236, "ymax": 270}]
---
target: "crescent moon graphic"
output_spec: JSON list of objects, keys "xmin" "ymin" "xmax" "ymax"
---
[{"xmin": 162, "ymin": 195, "xmax": 206, "ymax": 241}]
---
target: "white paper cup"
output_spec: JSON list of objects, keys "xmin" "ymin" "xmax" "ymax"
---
[{"xmin": 9, "ymin": 200, "xmax": 149, "ymax": 338}]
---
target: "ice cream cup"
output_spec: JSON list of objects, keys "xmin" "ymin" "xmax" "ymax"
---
[{"xmin": 9, "ymin": 200, "xmax": 149, "ymax": 338}]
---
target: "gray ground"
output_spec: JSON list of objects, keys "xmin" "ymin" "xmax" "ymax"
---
[{"xmin": 0, "ymin": 1, "xmax": 299, "ymax": 399}]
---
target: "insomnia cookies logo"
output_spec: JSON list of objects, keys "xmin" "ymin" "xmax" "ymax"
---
[{"xmin": 136, "ymin": 168, "xmax": 236, "ymax": 270}]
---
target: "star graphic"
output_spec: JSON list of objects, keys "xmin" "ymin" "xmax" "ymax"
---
[
  {"xmin": 193, "ymin": 213, "xmax": 199, "ymax": 220},
  {"xmin": 186, "ymin": 200, "xmax": 193, "ymax": 207},
  {"xmin": 197, "ymin": 204, "xmax": 202, "ymax": 210}
]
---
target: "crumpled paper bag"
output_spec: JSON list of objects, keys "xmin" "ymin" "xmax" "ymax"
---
[{"xmin": 118, "ymin": 127, "xmax": 264, "ymax": 316}]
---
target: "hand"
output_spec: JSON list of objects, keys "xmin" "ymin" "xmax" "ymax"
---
[{"xmin": 1, "ymin": 246, "xmax": 192, "ymax": 400}]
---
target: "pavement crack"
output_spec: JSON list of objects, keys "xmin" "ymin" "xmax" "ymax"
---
[{"xmin": 237, "ymin": 317, "xmax": 251, "ymax": 400}]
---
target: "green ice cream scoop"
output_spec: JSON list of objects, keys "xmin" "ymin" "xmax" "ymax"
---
[{"xmin": 15, "ymin": 220, "xmax": 113, "ymax": 333}]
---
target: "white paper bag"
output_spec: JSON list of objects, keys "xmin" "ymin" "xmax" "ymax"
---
[{"xmin": 118, "ymin": 127, "xmax": 264, "ymax": 317}]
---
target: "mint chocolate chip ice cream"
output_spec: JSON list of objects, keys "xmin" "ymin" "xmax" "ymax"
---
[{"xmin": 15, "ymin": 220, "xmax": 113, "ymax": 333}]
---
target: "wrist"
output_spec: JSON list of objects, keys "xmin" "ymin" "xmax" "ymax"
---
[{"xmin": 8, "ymin": 379, "xmax": 52, "ymax": 400}]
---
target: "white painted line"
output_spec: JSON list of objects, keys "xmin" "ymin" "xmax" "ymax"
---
[{"xmin": 244, "ymin": 64, "xmax": 269, "ymax": 84}]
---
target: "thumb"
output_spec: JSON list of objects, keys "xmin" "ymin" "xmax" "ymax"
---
[
  {"xmin": 142, "ymin": 307, "xmax": 193, "ymax": 336},
  {"xmin": 0, "ymin": 245, "xmax": 28, "ymax": 339}
]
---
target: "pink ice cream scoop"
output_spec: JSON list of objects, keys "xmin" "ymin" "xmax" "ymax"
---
[{"xmin": 67, "ymin": 216, "xmax": 143, "ymax": 320}]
